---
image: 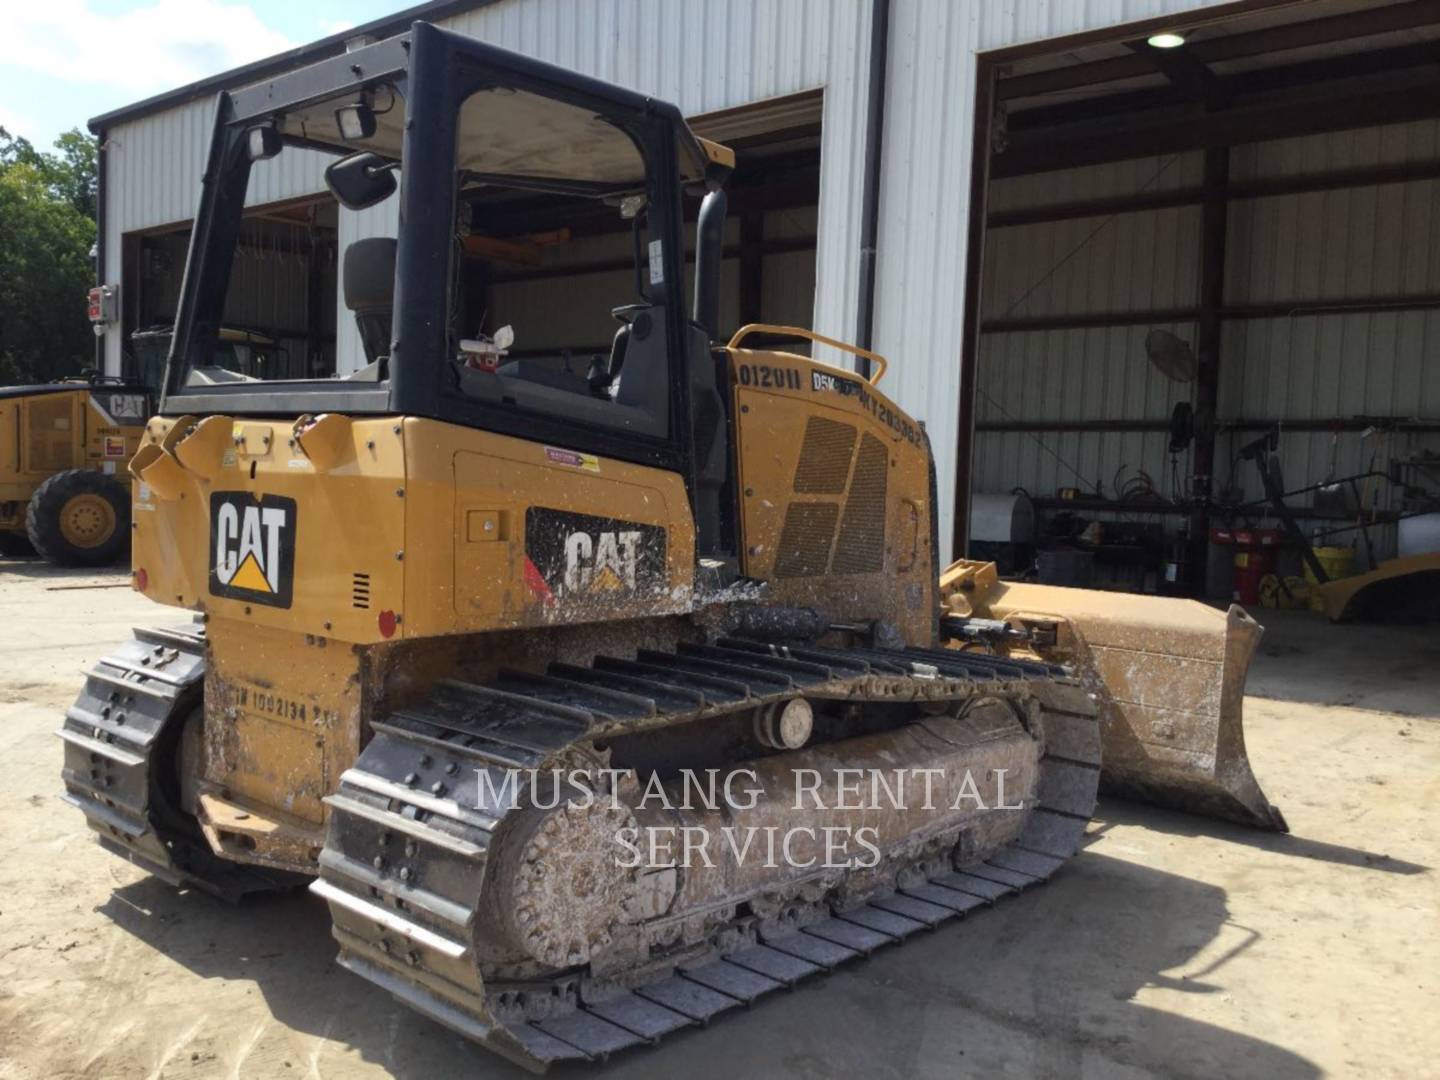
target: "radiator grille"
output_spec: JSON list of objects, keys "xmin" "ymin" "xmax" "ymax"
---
[
  {"xmin": 773, "ymin": 502, "xmax": 839, "ymax": 579},
  {"xmin": 792, "ymin": 416, "xmax": 856, "ymax": 494},
  {"xmin": 351, "ymin": 572, "xmax": 371, "ymax": 610},
  {"xmin": 831, "ymin": 433, "xmax": 888, "ymax": 575},
  {"xmin": 27, "ymin": 396, "xmax": 74, "ymax": 473}
]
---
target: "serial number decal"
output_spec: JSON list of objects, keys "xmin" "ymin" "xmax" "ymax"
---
[
  {"xmin": 810, "ymin": 370, "xmax": 924, "ymax": 448},
  {"xmin": 737, "ymin": 363, "xmax": 803, "ymax": 391},
  {"xmin": 212, "ymin": 678, "xmax": 341, "ymax": 727}
]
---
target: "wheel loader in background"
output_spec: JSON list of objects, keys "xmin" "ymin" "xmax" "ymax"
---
[
  {"xmin": 1, "ymin": 378, "xmax": 149, "ymax": 565},
  {"xmin": 60, "ymin": 24, "xmax": 1281, "ymax": 1071}
]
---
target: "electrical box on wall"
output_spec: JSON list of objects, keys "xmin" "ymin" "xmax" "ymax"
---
[{"xmin": 87, "ymin": 285, "xmax": 118, "ymax": 334}]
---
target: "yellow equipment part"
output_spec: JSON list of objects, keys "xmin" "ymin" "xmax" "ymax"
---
[
  {"xmin": 0, "ymin": 383, "xmax": 148, "ymax": 563},
  {"xmin": 1312, "ymin": 551, "xmax": 1440, "ymax": 622},
  {"xmin": 119, "ymin": 342, "xmax": 939, "ymax": 875},
  {"xmin": 941, "ymin": 560, "xmax": 1286, "ymax": 831}
]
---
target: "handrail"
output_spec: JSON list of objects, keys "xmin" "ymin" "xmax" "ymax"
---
[{"xmin": 725, "ymin": 323, "xmax": 889, "ymax": 385}]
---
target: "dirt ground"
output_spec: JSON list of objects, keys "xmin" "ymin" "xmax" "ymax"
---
[{"xmin": 0, "ymin": 558, "xmax": 1436, "ymax": 1080}]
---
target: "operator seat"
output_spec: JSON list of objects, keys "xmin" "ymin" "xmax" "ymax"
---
[{"xmin": 343, "ymin": 237, "xmax": 396, "ymax": 365}]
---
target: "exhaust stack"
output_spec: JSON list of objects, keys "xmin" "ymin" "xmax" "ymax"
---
[{"xmin": 693, "ymin": 189, "xmax": 726, "ymax": 340}]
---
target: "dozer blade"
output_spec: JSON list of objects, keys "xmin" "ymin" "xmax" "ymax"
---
[{"xmin": 944, "ymin": 565, "xmax": 1287, "ymax": 831}]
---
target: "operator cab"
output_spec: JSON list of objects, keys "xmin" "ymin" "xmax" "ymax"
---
[{"xmin": 162, "ymin": 22, "xmax": 731, "ymax": 480}]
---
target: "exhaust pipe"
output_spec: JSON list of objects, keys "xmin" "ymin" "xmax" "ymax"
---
[{"xmin": 693, "ymin": 189, "xmax": 726, "ymax": 340}]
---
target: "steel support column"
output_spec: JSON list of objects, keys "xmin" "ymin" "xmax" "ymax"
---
[{"xmin": 1188, "ymin": 145, "xmax": 1229, "ymax": 597}]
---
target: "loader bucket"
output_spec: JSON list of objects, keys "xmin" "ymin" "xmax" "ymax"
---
[{"xmin": 942, "ymin": 565, "xmax": 1287, "ymax": 831}]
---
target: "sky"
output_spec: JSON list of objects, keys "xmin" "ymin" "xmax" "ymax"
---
[{"xmin": 0, "ymin": 0, "xmax": 413, "ymax": 149}]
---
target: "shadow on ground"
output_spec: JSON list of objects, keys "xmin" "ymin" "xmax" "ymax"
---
[
  {"xmin": 99, "ymin": 843, "xmax": 1320, "ymax": 1079},
  {"xmin": 1096, "ymin": 798, "xmax": 1429, "ymax": 876}
]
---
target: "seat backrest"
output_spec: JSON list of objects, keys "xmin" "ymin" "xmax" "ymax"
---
[{"xmin": 343, "ymin": 238, "xmax": 397, "ymax": 365}]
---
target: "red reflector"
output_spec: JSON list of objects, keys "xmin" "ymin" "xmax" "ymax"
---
[
  {"xmin": 134, "ymin": 567, "xmax": 148, "ymax": 592},
  {"xmin": 378, "ymin": 610, "xmax": 397, "ymax": 638}
]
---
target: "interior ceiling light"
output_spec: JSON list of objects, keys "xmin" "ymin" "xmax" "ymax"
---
[{"xmin": 1147, "ymin": 31, "xmax": 1187, "ymax": 48}]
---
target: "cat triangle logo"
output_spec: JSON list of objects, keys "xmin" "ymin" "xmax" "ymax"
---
[
  {"xmin": 210, "ymin": 492, "xmax": 297, "ymax": 608},
  {"xmin": 229, "ymin": 552, "xmax": 272, "ymax": 593},
  {"xmin": 590, "ymin": 565, "xmax": 624, "ymax": 592}
]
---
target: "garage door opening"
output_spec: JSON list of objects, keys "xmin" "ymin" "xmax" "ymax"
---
[
  {"xmin": 120, "ymin": 197, "xmax": 339, "ymax": 392},
  {"xmin": 959, "ymin": 0, "xmax": 1440, "ymax": 602}
]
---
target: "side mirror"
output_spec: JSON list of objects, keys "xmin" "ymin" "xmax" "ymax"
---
[{"xmin": 325, "ymin": 152, "xmax": 397, "ymax": 210}]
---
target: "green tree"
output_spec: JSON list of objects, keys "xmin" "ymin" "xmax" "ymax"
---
[
  {"xmin": 0, "ymin": 127, "xmax": 97, "ymax": 217},
  {"xmin": 0, "ymin": 127, "xmax": 97, "ymax": 384},
  {"xmin": 47, "ymin": 130, "xmax": 99, "ymax": 219}
]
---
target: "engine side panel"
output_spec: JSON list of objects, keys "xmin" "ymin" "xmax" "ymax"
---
[{"xmin": 728, "ymin": 348, "xmax": 936, "ymax": 644}]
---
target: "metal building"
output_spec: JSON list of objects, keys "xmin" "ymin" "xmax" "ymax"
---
[{"xmin": 90, "ymin": 0, "xmax": 1440, "ymax": 594}]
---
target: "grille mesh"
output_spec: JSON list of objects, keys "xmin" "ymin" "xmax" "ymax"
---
[
  {"xmin": 792, "ymin": 416, "xmax": 856, "ymax": 494},
  {"xmin": 774, "ymin": 502, "xmax": 840, "ymax": 579},
  {"xmin": 831, "ymin": 433, "xmax": 888, "ymax": 575}
]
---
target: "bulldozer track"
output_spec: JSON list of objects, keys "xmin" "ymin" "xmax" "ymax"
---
[
  {"xmin": 315, "ymin": 638, "xmax": 1101, "ymax": 1072},
  {"xmin": 58, "ymin": 624, "xmax": 296, "ymax": 901}
]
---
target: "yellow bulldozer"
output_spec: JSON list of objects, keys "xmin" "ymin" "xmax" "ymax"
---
[
  {"xmin": 60, "ymin": 24, "xmax": 1281, "ymax": 1071},
  {"xmin": 1, "ymin": 378, "xmax": 149, "ymax": 565}
]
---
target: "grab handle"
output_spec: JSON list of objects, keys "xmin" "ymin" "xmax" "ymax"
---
[{"xmin": 726, "ymin": 323, "xmax": 889, "ymax": 385}]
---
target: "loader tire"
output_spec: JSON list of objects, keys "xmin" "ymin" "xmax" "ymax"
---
[{"xmin": 25, "ymin": 469, "xmax": 129, "ymax": 567}]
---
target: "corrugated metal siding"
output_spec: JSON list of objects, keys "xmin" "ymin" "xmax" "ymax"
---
[
  {"xmin": 1221, "ymin": 120, "xmax": 1440, "ymax": 555},
  {"xmin": 973, "ymin": 322, "xmax": 1196, "ymax": 500},
  {"xmin": 975, "ymin": 149, "xmax": 1203, "ymax": 508}
]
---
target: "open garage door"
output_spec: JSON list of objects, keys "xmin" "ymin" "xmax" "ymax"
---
[{"xmin": 120, "ymin": 197, "xmax": 339, "ymax": 393}]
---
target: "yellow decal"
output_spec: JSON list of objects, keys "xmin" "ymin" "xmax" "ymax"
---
[{"xmin": 229, "ymin": 552, "xmax": 273, "ymax": 593}]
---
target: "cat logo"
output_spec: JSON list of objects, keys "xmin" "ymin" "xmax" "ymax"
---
[
  {"xmin": 522, "ymin": 507, "xmax": 666, "ymax": 605},
  {"xmin": 564, "ymin": 530, "xmax": 642, "ymax": 593},
  {"xmin": 209, "ymin": 492, "xmax": 297, "ymax": 608}
]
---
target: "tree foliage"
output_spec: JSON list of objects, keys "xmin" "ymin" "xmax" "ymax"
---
[{"xmin": 0, "ymin": 126, "xmax": 98, "ymax": 385}]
